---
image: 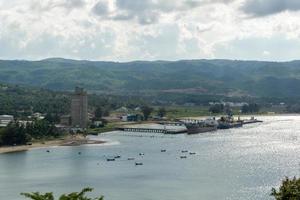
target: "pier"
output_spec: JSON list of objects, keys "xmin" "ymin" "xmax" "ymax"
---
[
  {"xmin": 116, "ymin": 127, "xmax": 186, "ymax": 134},
  {"xmin": 158, "ymin": 122, "xmax": 185, "ymax": 126}
]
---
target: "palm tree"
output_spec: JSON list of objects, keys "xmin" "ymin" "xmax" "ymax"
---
[{"xmin": 21, "ymin": 188, "xmax": 104, "ymax": 200}]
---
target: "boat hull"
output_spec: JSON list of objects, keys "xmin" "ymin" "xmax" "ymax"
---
[
  {"xmin": 187, "ymin": 126, "xmax": 217, "ymax": 134},
  {"xmin": 217, "ymin": 122, "xmax": 243, "ymax": 129}
]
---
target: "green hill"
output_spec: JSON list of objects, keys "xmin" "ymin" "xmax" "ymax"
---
[{"xmin": 1, "ymin": 58, "xmax": 300, "ymax": 98}]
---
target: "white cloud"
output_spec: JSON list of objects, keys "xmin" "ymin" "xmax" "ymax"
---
[
  {"xmin": 241, "ymin": 0, "xmax": 300, "ymax": 17},
  {"xmin": 1, "ymin": 0, "xmax": 300, "ymax": 61}
]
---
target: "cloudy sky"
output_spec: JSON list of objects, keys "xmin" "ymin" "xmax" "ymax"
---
[{"xmin": 1, "ymin": 0, "xmax": 300, "ymax": 61}]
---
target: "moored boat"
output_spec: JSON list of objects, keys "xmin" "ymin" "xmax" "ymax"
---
[
  {"xmin": 217, "ymin": 121, "xmax": 243, "ymax": 129},
  {"xmin": 217, "ymin": 116, "xmax": 243, "ymax": 129},
  {"xmin": 186, "ymin": 124, "xmax": 217, "ymax": 134},
  {"xmin": 243, "ymin": 116, "xmax": 263, "ymax": 125}
]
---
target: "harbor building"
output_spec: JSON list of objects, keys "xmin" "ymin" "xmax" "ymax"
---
[
  {"xmin": 0, "ymin": 115, "xmax": 14, "ymax": 127},
  {"xmin": 71, "ymin": 87, "xmax": 88, "ymax": 129}
]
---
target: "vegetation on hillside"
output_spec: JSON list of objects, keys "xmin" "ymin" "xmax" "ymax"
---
[
  {"xmin": 0, "ymin": 84, "xmax": 147, "ymax": 118},
  {"xmin": 2, "ymin": 59, "xmax": 300, "ymax": 99},
  {"xmin": 271, "ymin": 177, "xmax": 300, "ymax": 200},
  {"xmin": 0, "ymin": 120, "xmax": 60, "ymax": 146},
  {"xmin": 21, "ymin": 187, "xmax": 103, "ymax": 200}
]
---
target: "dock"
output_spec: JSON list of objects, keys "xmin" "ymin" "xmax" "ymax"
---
[
  {"xmin": 243, "ymin": 119, "xmax": 263, "ymax": 125},
  {"xmin": 116, "ymin": 127, "xmax": 186, "ymax": 134}
]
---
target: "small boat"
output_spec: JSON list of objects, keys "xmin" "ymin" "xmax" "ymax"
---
[
  {"xmin": 180, "ymin": 156, "xmax": 187, "ymax": 159},
  {"xmin": 181, "ymin": 150, "xmax": 188, "ymax": 153},
  {"xmin": 106, "ymin": 158, "xmax": 115, "ymax": 162},
  {"xmin": 46, "ymin": 150, "xmax": 50, "ymax": 153},
  {"xmin": 128, "ymin": 158, "xmax": 135, "ymax": 160},
  {"xmin": 189, "ymin": 152, "xmax": 196, "ymax": 155},
  {"xmin": 161, "ymin": 149, "xmax": 167, "ymax": 152},
  {"xmin": 139, "ymin": 153, "xmax": 144, "ymax": 156},
  {"xmin": 114, "ymin": 155, "xmax": 121, "ymax": 159},
  {"xmin": 135, "ymin": 162, "xmax": 143, "ymax": 166}
]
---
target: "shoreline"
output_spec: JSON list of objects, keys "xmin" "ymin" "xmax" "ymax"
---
[{"xmin": 0, "ymin": 134, "xmax": 106, "ymax": 154}]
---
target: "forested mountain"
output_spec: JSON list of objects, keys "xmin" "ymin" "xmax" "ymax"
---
[{"xmin": 1, "ymin": 58, "xmax": 300, "ymax": 98}]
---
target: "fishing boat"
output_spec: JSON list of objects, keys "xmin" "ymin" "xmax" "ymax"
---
[
  {"xmin": 135, "ymin": 162, "xmax": 143, "ymax": 166},
  {"xmin": 180, "ymin": 156, "xmax": 187, "ymax": 159}
]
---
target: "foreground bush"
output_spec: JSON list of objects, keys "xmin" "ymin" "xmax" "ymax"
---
[
  {"xmin": 21, "ymin": 187, "xmax": 104, "ymax": 200},
  {"xmin": 271, "ymin": 177, "xmax": 300, "ymax": 200}
]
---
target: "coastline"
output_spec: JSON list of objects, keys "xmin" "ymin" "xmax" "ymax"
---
[{"xmin": 0, "ymin": 134, "xmax": 106, "ymax": 154}]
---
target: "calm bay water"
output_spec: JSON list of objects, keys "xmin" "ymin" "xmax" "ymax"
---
[{"xmin": 1, "ymin": 116, "xmax": 300, "ymax": 200}]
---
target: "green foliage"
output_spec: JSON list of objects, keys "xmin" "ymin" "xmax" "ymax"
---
[
  {"xmin": 44, "ymin": 113, "xmax": 60, "ymax": 124},
  {"xmin": 141, "ymin": 105, "xmax": 153, "ymax": 120},
  {"xmin": 21, "ymin": 192, "xmax": 54, "ymax": 200},
  {"xmin": 21, "ymin": 187, "xmax": 104, "ymax": 200},
  {"xmin": 0, "ymin": 84, "xmax": 146, "ymax": 119},
  {"xmin": 0, "ymin": 85, "xmax": 70, "ymax": 117},
  {"xmin": 94, "ymin": 107, "xmax": 103, "ymax": 119},
  {"xmin": 157, "ymin": 107, "xmax": 166, "ymax": 117},
  {"xmin": 241, "ymin": 103, "xmax": 260, "ymax": 113},
  {"xmin": 0, "ymin": 119, "xmax": 60, "ymax": 146},
  {"xmin": 271, "ymin": 177, "xmax": 300, "ymax": 200},
  {"xmin": 209, "ymin": 104, "xmax": 224, "ymax": 114},
  {"xmin": 286, "ymin": 104, "xmax": 300, "ymax": 113},
  {"xmin": 0, "ymin": 122, "xmax": 31, "ymax": 146},
  {"xmin": 2, "ymin": 59, "xmax": 300, "ymax": 100},
  {"xmin": 26, "ymin": 120, "xmax": 60, "ymax": 139}
]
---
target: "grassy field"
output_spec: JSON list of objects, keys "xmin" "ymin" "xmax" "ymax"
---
[{"xmin": 163, "ymin": 106, "xmax": 211, "ymax": 119}]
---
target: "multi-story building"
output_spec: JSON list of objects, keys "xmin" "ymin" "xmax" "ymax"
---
[
  {"xmin": 71, "ymin": 87, "xmax": 88, "ymax": 129},
  {"xmin": 0, "ymin": 115, "xmax": 14, "ymax": 127}
]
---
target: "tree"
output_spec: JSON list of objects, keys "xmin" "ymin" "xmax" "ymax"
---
[
  {"xmin": 141, "ymin": 105, "xmax": 153, "ymax": 120},
  {"xmin": 209, "ymin": 104, "xmax": 224, "ymax": 114},
  {"xmin": 0, "ymin": 122, "xmax": 31, "ymax": 146},
  {"xmin": 224, "ymin": 104, "xmax": 233, "ymax": 116},
  {"xmin": 94, "ymin": 107, "xmax": 103, "ymax": 119},
  {"xmin": 21, "ymin": 187, "xmax": 104, "ymax": 200},
  {"xmin": 241, "ymin": 103, "xmax": 260, "ymax": 113},
  {"xmin": 271, "ymin": 177, "xmax": 300, "ymax": 200},
  {"xmin": 157, "ymin": 107, "xmax": 166, "ymax": 118},
  {"xmin": 44, "ymin": 113, "xmax": 60, "ymax": 124}
]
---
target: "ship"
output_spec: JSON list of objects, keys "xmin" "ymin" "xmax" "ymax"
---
[
  {"xmin": 185, "ymin": 122, "xmax": 217, "ymax": 134},
  {"xmin": 217, "ymin": 116, "xmax": 243, "ymax": 129},
  {"xmin": 217, "ymin": 121, "xmax": 243, "ymax": 129},
  {"xmin": 242, "ymin": 116, "xmax": 263, "ymax": 125}
]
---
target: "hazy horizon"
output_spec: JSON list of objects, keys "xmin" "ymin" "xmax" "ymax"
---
[{"xmin": 2, "ymin": 57, "xmax": 300, "ymax": 63}]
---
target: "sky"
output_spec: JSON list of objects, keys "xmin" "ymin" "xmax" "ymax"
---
[{"xmin": 1, "ymin": 0, "xmax": 300, "ymax": 61}]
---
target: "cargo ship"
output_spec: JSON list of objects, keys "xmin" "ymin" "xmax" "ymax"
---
[
  {"xmin": 185, "ymin": 122, "xmax": 217, "ymax": 134},
  {"xmin": 217, "ymin": 116, "xmax": 243, "ymax": 129}
]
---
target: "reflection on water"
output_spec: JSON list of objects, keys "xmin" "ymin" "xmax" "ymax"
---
[{"xmin": 1, "ymin": 116, "xmax": 300, "ymax": 200}]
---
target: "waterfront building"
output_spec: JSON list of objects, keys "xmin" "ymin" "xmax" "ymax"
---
[
  {"xmin": 121, "ymin": 114, "xmax": 143, "ymax": 122},
  {"xmin": 0, "ymin": 115, "xmax": 14, "ymax": 127},
  {"xmin": 71, "ymin": 87, "xmax": 88, "ymax": 129}
]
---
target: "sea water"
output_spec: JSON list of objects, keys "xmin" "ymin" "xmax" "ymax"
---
[{"xmin": 1, "ymin": 115, "xmax": 300, "ymax": 200}]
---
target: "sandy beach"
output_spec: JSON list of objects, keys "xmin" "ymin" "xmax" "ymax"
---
[{"xmin": 0, "ymin": 134, "xmax": 105, "ymax": 154}]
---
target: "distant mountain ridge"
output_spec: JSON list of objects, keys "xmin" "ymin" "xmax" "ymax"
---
[{"xmin": 1, "ymin": 58, "xmax": 300, "ymax": 98}]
